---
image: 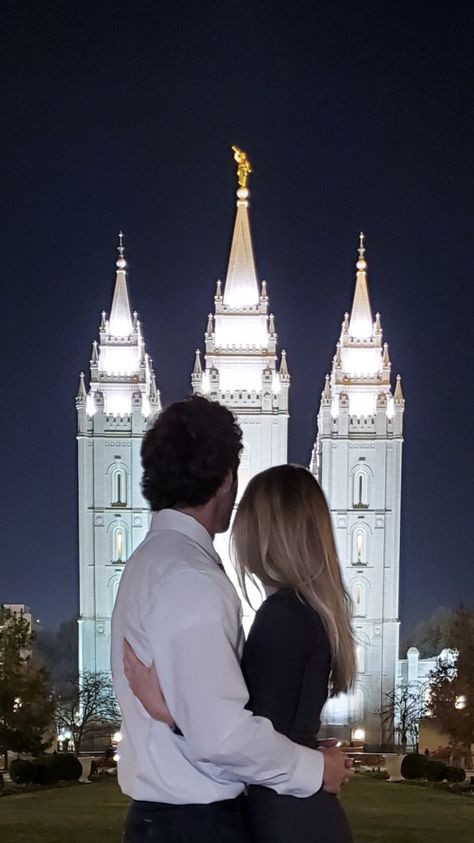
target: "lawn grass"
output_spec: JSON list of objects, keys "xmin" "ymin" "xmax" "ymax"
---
[
  {"xmin": 0, "ymin": 777, "xmax": 128, "ymax": 842},
  {"xmin": 340, "ymin": 775, "xmax": 474, "ymax": 843},
  {"xmin": 0, "ymin": 774, "xmax": 472, "ymax": 842}
]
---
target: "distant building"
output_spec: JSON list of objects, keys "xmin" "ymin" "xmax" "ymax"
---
[
  {"xmin": 1, "ymin": 603, "xmax": 34, "ymax": 661},
  {"xmin": 2, "ymin": 603, "xmax": 33, "ymax": 631}
]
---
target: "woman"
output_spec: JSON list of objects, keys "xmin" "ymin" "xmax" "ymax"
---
[
  {"xmin": 124, "ymin": 465, "xmax": 356, "ymax": 842},
  {"xmin": 232, "ymin": 464, "xmax": 355, "ymax": 842}
]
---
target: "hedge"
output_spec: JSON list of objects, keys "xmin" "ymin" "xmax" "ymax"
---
[{"xmin": 9, "ymin": 754, "xmax": 82, "ymax": 785}]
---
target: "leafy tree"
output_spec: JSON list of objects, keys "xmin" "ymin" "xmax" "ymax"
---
[
  {"xmin": 0, "ymin": 607, "xmax": 54, "ymax": 768},
  {"xmin": 34, "ymin": 617, "xmax": 78, "ymax": 686},
  {"xmin": 55, "ymin": 672, "xmax": 120, "ymax": 755},
  {"xmin": 375, "ymin": 682, "xmax": 428, "ymax": 752},
  {"xmin": 401, "ymin": 607, "xmax": 452, "ymax": 658},
  {"xmin": 428, "ymin": 607, "xmax": 474, "ymax": 763}
]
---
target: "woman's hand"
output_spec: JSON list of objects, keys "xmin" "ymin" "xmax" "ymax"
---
[{"xmin": 123, "ymin": 639, "xmax": 175, "ymax": 726}]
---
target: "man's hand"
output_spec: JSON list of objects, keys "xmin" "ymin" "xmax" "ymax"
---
[
  {"xmin": 319, "ymin": 745, "xmax": 353, "ymax": 794},
  {"xmin": 123, "ymin": 639, "xmax": 175, "ymax": 726}
]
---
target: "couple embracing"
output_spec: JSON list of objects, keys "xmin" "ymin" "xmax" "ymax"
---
[{"xmin": 111, "ymin": 396, "xmax": 355, "ymax": 842}]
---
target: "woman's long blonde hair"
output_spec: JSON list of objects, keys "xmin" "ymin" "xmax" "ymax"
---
[{"xmin": 231, "ymin": 464, "xmax": 356, "ymax": 695}]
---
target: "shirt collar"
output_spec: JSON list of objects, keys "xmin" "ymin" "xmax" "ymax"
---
[{"xmin": 150, "ymin": 509, "xmax": 222, "ymax": 567}]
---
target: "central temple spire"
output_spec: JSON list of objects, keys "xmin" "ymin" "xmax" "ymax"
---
[
  {"xmin": 348, "ymin": 232, "xmax": 373, "ymax": 339},
  {"xmin": 223, "ymin": 147, "xmax": 259, "ymax": 307},
  {"xmin": 109, "ymin": 232, "xmax": 133, "ymax": 336}
]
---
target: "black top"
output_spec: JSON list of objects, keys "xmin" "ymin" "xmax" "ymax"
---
[{"xmin": 242, "ymin": 588, "xmax": 332, "ymax": 746}]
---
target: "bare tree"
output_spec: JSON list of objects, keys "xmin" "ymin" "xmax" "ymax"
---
[
  {"xmin": 375, "ymin": 682, "xmax": 428, "ymax": 753},
  {"xmin": 55, "ymin": 672, "xmax": 120, "ymax": 755}
]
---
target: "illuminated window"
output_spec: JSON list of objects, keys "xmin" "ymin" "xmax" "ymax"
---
[
  {"xmin": 350, "ymin": 688, "xmax": 364, "ymax": 720},
  {"xmin": 352, "ymin": 528, "xmax": 367, "ymax": 565},
  {"xmin": 356, "ymin": 644, "xmax": 365, "ymax": 672},
  {"xmin": 353, "ymin": 582, "xmax": 366, "ymax": 616},
  {"xmin": 236, "ymin": 442, "xmax": 250, "ymax": 503},
  {"xmin": 113, "ymin": 526, "xmax": 126, "ymax": 563}
]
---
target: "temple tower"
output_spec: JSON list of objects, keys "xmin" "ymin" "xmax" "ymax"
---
[
  {"xmin": 191, "ymin": 149, "xmax": 290, "ymax": 607},
  {"xmin": 76, "ymin": 235, "xmax": 161, "ymax": 674},
  {"xmin": 312, "ymin": 234, "xmax": 405, "ymax": 747}
]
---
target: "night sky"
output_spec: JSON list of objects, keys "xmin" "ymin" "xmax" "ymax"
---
[{"xmin": 1, "ymin": 1, "xmax": 472, "ymax": 635}]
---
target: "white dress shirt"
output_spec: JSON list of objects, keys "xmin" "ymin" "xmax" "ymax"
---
[{"xmin": 111, "ymin": 509, "xmax": 324, "ymax": 804}]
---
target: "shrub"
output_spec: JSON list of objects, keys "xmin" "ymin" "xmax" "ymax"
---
[
  {"xmin": 401, "ymin": 753, "xmax": 429, "ymax": 780},
  {"xmin": 445, "ymin": 766, "xmax": 466, "ymax": 783},
  {"xmin": 9, "ymin": 759, "xmax": 36, "ymax": 784},
  {"xmin": 32, "ymin": 760, "xmax": 60, "ymax": 786},
  {"xmin": 52, "ymin": 754, "xmax": 82, "ymax": 781},
  {"xmin": 426, "ymin": 760, "xmax": 448, "ymax": 782}
]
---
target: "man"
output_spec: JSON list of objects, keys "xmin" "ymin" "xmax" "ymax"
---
[{"xmin": 111, "ymin": 396, "xmax": 352, "ymax": 841}]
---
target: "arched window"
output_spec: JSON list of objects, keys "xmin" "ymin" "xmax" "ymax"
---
[
  {"xmin": 350, "ymin": 687, "xmax": 365, "ymax": 721},
  {"xmin": 112, "ymin": 526, "xmax": 126, "ymax": 563},
  {"xmin": 356, "ymin": 644, "xmax": 365, "ymax": 673},
  {"xmin": 236, "ymin": 442, "xmax": 250, "ymax": 504},
  {"xmin": 353, "ymin": 468, "xmax": 369, "ymax": 508},
  {"xmin": 112, "ymin": 468, "xmax": 127, "ymax": 507},
  {"xmin": 352, "ymin": 528, "xmax": 367, "ymax": 565},
  {"xmin": 322, "ymin": 693, "xmax": 351, "ymax": 726},
  {"xmin": 108, "ymin": 574, "xmax": 123, "ymax": 613},
  {"xmin": 353, "ymin": 582, "xmax": 366, "ymax": 616}
]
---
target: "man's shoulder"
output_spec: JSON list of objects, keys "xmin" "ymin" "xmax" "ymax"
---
[
  {"xmin": 138, "ymin": 527, "xmax": 218, "ymax": 578},
  {"xmin": 127, "ymin": 527, "xmax": 238, "ymax": 607}
]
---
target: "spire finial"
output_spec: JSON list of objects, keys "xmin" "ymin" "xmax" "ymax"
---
[
  {"xmin": 116, "ymin": 231, "xmax": 127, "ymax": 269},
  {"xmin": 356, "ymin": 231, "xmax": 367, "ymax": 271}
]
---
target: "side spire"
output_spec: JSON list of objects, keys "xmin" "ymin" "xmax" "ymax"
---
[
  {"xmin": 109, "ymin": 232, "xmax": 133, "ymax": 336},
  {"xmin": 76, "ymin": 371, "xmax": 87, "ymax": 400},
  {"xmin": 223, "ymin": 147, "xmax": 259, "ymax": 307},
  {"xmin": 348, "ymin": 232, "xmax": 373, "ymax": 339},
  {"xmin": 394, "ymin": 374, "xmax": 405, "ymax": 403},
  {"xmin": 192, "ymin": 348, "xmax": 202, "ymax": 376}
]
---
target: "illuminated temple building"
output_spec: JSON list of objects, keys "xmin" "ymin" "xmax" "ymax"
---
[{"xmin": 76, "ymin": 154, "xmax": 404, "ymax": 746}]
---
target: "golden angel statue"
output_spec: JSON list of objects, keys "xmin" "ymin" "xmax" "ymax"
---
[{"xmin": 232, "ymin": 145, "xmax": 252, "ymax": 189}]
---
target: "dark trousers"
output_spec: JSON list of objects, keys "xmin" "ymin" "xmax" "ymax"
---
[{"xmin": 123, "ymin": 796, "xmax": 251, "ymax": 842}]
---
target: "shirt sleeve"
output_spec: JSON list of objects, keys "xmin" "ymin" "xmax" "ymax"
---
[
  {"xmin": 143, "ymin": 569, "xmax": 324, "ymax": 798},
  {"xmin": 242, "ymin": 592, "xmax": 313, "ymax": 735}
]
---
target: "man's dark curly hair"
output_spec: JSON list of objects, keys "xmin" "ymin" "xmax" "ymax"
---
[{"xmin": 141, "ymin": 396, "xmax": 243, "ymax": 511}]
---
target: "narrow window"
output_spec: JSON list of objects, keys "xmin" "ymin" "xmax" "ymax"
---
[
  {"xmin": 112, "ymin": 469, "xmax": 127, "ymax": 507},
  {"xmin": 354, "ymin": 583, "xmax": 365, "ymax": 615},
  {"xmin": 113, "ymin": 527, "xmax": 126, "ymax": 563},
  {"xmin": 353, "ymin": 469, "xmax": 369, "ymax": 509},
  {"xmin": 352, "ymin": 528, "xmax": 367, "ymax": 565}
]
